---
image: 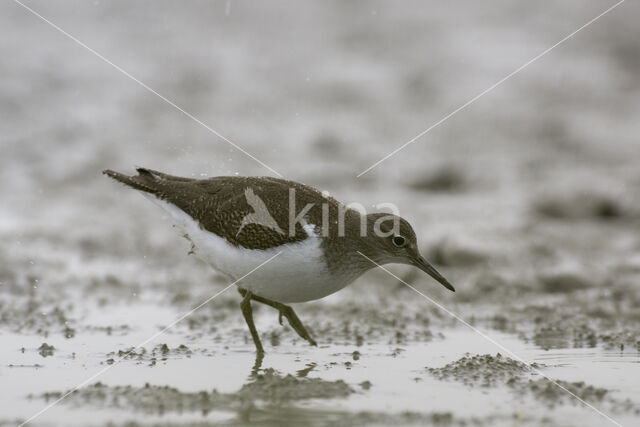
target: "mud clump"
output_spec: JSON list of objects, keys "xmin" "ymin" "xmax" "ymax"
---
[
  {"xmin": 513, "ymin": 377, "xmax": 640, "ymax": 413},
  {"xmin": 427, "ymin": 354, "xmax": 638, "ymax": 413},
  {"xmin": 599, "ymin": 330, "xmax": 640, "ymax": 351},
  {"xmin": 427, "ymin": 353, "xmax": 537, "ymax": 387},
  {"xmin": 525, "ymin": 304, "xmax": 640, "ymax": 350},
  {"xmin": 239, "ymin": 368, "xmax": 353, "ymax": 402},
  {"xmin": 37, "ymin": 343, "xmax": 55, "ymax": 358},
  {"xmin": 521, "ymin": 379, "xmax": 607, "ymax": 407},
  {"xmin": 38, "ymin": 382, "xmax": 230, "ymax": 415},
  {"xmin": 306, "ymin": 301, "xmax": 434, "ymax": 346},
  {"xmin": 533, "ymin": 321, "xmax": 598, "ymax": 350},
  {"xmin": 105, "ymin": 344, "xmax": 193, "ymax": 366},
  {"xmin": 0, "ymin": 296, "xmax": 75, "ymax": 338}
]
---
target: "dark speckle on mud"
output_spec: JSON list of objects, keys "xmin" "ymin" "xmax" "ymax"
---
[
  {"xmin": 427, "ymin": 353, "xmax": 538, "ymax": 387},
  {"xmin": 104, "ymin": 344, "xmax": 195, "ymax": 366},
  {"xmin": 37, "ymin": 342, "xmax": 55, "ymax": 358}
]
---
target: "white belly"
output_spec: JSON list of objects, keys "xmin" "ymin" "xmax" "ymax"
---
[{"xmin": 144, "ymin": 194, "xmax": 350, "ymax": 303}]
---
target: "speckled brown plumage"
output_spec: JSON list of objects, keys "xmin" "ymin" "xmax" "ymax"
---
[{"xmin": 104, "ymin": 168, "xmax": 338, "ymax": 246}]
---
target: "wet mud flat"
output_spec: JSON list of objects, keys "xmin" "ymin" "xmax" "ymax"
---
[
  {"xmin": 1, "ymin": 159, "xmax": 640, "ymax": 426},
  {"xmin": 2, "ymin": 140, "xmax": 640, "ymax": 426},
  {"xmin": 2, "ymin": 231, "xmax": 640, "ymax": 427}
]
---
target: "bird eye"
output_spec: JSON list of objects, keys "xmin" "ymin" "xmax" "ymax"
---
[{"xmin": 392, "ymin": 235, "xmax": 407, "ymax": 247}]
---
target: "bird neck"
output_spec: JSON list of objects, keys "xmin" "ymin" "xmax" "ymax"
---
[{"xmin": 321, "ymin": 210, "xmax": 389, "ymax": 273}]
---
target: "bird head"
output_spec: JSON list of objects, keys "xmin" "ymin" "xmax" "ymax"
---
[{"xmin": 362, "ymin": 213, "xmax": 455, "ymax": 292}]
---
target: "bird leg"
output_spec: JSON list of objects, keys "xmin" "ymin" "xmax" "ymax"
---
[
  {"xmin": 250, "ymin": 351, "xmax": 264, "ymax": 377},
  {"xmin": 240, "ymin": 290, "xmax": 264, "ymax": 355},
  {"xmin": 237, "ymin": 288, "xmax": 317, "ymax": 347}
]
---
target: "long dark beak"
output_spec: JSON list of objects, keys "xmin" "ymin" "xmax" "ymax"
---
[{"xmin": 413, "ymin": 256, "xmax": 456, "ymax": 292}]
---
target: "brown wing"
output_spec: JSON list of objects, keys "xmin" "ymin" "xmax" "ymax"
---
[{"xmin": 104, "ymin": 168, "xmax": 341, "ymax": 249}]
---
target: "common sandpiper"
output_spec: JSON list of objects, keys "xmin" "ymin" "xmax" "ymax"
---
[{"xmin": 104, "ymin": 168, "xmax": 455, "ymax": 355}]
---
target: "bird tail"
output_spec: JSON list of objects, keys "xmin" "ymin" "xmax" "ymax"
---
[{"xmin": 102, "ymin": 168, "xmax": 169, "ymax": 195}]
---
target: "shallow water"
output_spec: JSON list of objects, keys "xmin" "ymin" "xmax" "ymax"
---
[{"xmin": 1, "ymin": 295, "xmax": 639, "ymax": 426}]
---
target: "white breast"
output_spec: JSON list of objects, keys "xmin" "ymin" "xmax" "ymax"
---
[{"xmin": 143, "ymin": 194, "xmax": 351, "ymax": 303}]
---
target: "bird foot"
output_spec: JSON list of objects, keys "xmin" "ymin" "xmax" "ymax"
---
[{"xmin": 279, "ymin": 306, "xmax": 317, "ymax": 347}]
